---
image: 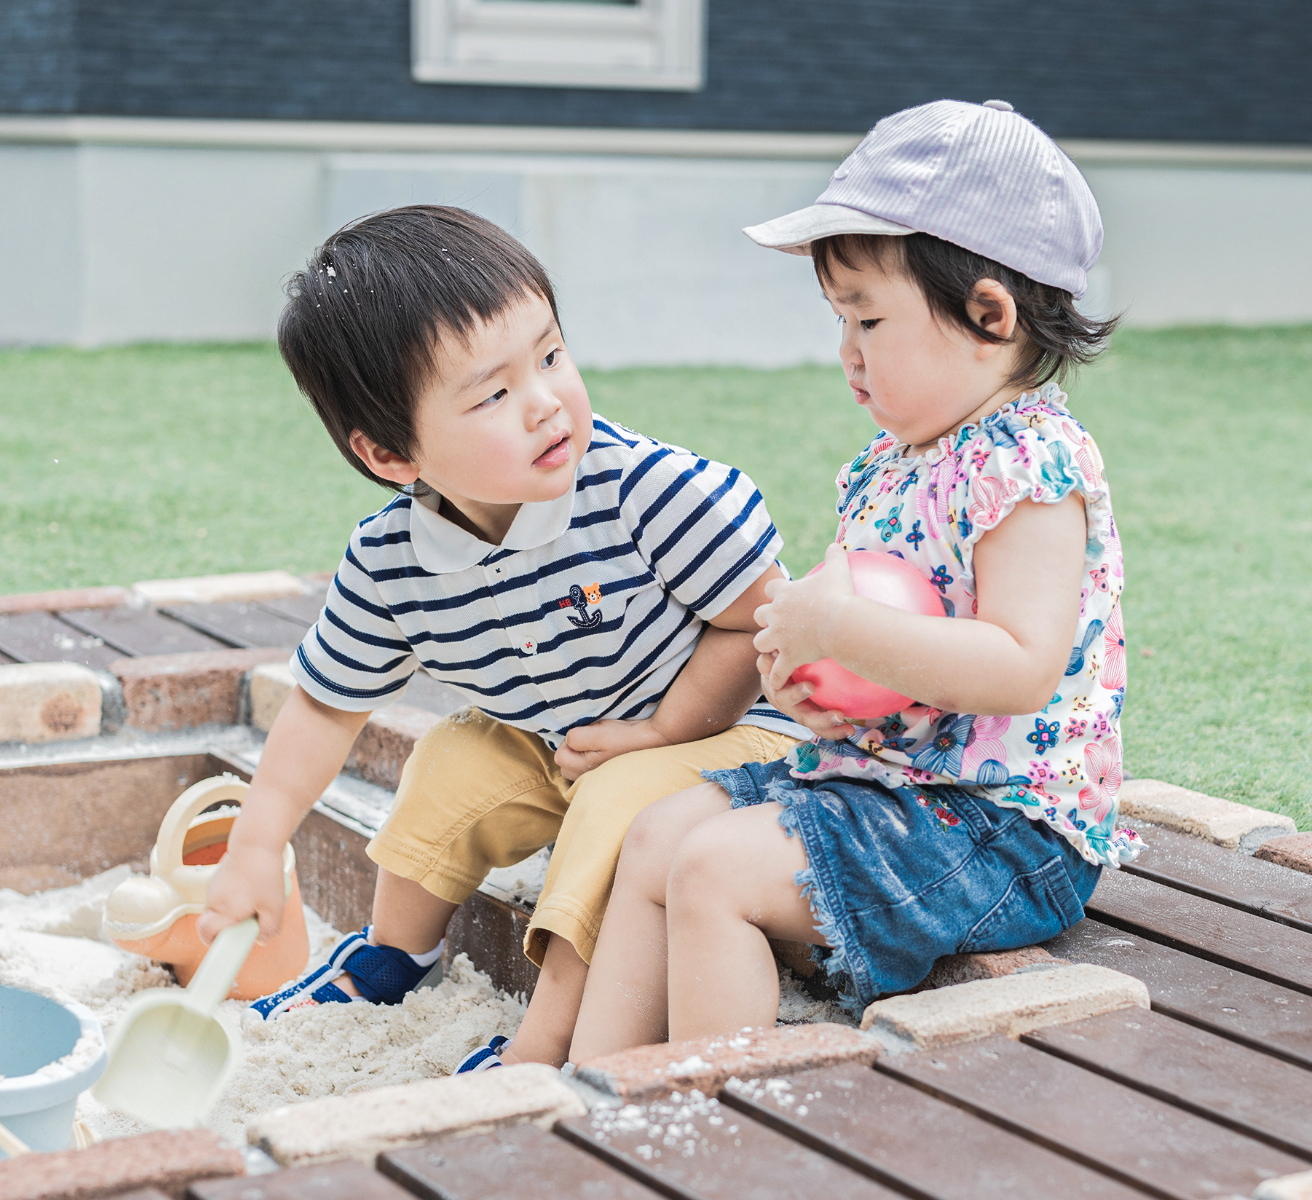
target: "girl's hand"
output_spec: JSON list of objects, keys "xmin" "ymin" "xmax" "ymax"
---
[
  {"xmin": 757, "ymin": 651, "xmax": 857, "ymax": 740},
  {"xmin": 753, "ymin": 542, "xmax": 855, "ymax": 693}
]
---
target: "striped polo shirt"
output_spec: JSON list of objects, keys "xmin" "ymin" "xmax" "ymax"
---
[{"xmin": 292, "ymin": 415, "xmax": 804, "ymax": 749}]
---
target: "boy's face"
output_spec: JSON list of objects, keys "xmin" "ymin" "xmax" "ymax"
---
[
  {"xmin": 395, "ymin": 291, "xmax": 591, "ymax": 540},
  {"xmin": 823, "ymin": 258, "xmax": 1020, "ymax": 453}
]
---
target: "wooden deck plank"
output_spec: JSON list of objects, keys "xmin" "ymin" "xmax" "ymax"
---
[
  {"xmin": 188, "ymin": 1158, "xmax": 411, "ymax": 1199},
  {"xmin": 379, "ymin": 1123, "xmax": 661, "ymax": 1200},
  {"xmin": 556, "ymin": 1092, "xmax": 901, "ymax": 1200},
  {"xmin": 0, "ymin": 609, "xmax": 124, "ymax": 669},
  {"xmin": 58, "ymin": 605, "xmax": 228, "ymax": 657},
  {"xmin": 879, "ymin": 1037, "xmax": 1311, "ymax": 1200},
  {"xmin": 1024, "ymin": 1007, "xmax": 1312, "ymax": 1159},
  {"xmin": 160, "ymin": 601, "xmax": 309, "ymax": 649},
  {"xmin": 1123, "ymin": 823, "xmax": 1312, "ymax": 933},
  {"xmin": 259, "ymin": 588, "xmax": 329, "ymax": 626},
  {"xmin": 1048, "ymin": 919, "xmax": 1312, "ymax": 1068},
  {"xmin": 719, "ymin": 1064, "xmax": 1146, "ymax": 1199},
  {"xmin": 1087, "ymin": 868, "xmax": 1312, "ymax": 995}
]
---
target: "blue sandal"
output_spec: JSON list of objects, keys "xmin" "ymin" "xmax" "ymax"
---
[
  {"xmin": 455, "ymin": 1035, "xmax": 509, "ymax": 1073},
  {"xmin": 248, "ymin": 926, "xmax": 441, "ymax": 1021}
]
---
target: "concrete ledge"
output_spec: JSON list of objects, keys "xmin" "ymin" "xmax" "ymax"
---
[
  {"xmin": 1255, "ymin": 833, "xmax": 1312, "ymax": 876},
  {"xmin": 860, "ymin": 963, "xmax": 1149, "ymax": 1051},
  {"xmin": 0, "ymin": 1129, "xmax": 242, "ymax": 1200},
  {"xmin": 131, "ymin": 570, "xmax": 306, "ymax": 606},
  {"xmin": 0, "ymin": 662, "xmax": 102, "ymax": 743},
  {"xmin": 1257, "ymin": 1171, "xmax": 1312, "ymax": 1200},
  {"xmin": 574, "ymin": 1023, "xmax": 880, "ymax": 1104},
  {"xmin": 112, "ymin": 648, "xmax": 287, "ymax": 731},
  {"xmin": 248, "ymin": 664, "xmax": 441, "ymax": 792},
  {"xmin": 1119, "ymin": 778, "xmax": 1296, "ymax": 851},
  {"xmin": 247, "ymin": 661, "xmax": 295, "ymax": 733},
  {"xmin": 347, "ymin": 705, "xmax": 444, "ymax": 792},
  {"xmin": 246, "ymin": 1063, "xmax": 586, "ymax": 1168},
  {"xmin": 0, "ymin": 586, "xmax": 129, "ymax": 616}
]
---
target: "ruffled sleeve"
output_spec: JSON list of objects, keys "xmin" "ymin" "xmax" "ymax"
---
[{"xmin": 953, "ymin": 386, "xmax": 1119, "ymax": 591}]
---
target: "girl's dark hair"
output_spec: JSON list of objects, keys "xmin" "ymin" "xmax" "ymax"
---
[
  {"xmin": 811, "ymin": 232, "xmax": 1118, "ymax": 388},
  {"xmin": 278, "ymin": 205, "xmax": 560, "ymax": 491}
]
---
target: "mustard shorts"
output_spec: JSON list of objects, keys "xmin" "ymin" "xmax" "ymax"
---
[{"xmin": 366, "ymin": 708, "xmax": 800, "ymax": 966}]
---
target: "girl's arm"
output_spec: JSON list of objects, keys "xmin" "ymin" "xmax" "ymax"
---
[{"xmin": 755, "ymin": 496, "xmax": 1086, "ymax": 725}]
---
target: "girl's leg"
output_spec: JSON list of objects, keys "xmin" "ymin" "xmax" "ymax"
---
[
  {"xmin": 666, "ymin": 801, "xmax": 821, "ymax": 1040},
  {"xmin": 569, "ymin": 783, "xmax": 732, "ymax": 1062}
]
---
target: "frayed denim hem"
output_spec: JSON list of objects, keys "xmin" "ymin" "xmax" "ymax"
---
[{"xmin": 768, "ymin": 779, "xmax": 864, "ymax": 1016}]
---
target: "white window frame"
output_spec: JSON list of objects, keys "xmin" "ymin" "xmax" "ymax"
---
[{"xmin": 411, "ymin": 0, "xmax": 705, "ymax": 91}]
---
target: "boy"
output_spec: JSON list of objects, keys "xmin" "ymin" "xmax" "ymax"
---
[{"xmin": 198, "ymin": 206, "xmax": 802, "ymax": 1071}]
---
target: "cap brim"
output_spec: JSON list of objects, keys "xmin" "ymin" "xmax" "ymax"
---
[{"xmin": 743, "ymin": 204, "xmax": 917, "ymax": 255}]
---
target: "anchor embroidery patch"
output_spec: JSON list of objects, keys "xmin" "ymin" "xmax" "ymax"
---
[{"xmin": 558, "ymin": 582, "xmax": 602, "ymax": 628}]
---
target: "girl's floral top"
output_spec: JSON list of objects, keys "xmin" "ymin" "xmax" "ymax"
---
[{"xmin": 787, "ymin": 383, "xmax": 1142, "ymax": 868}]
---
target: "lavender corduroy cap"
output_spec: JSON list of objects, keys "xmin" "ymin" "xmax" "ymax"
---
[{"xmin": 744, "ymin": 99, "xmax": 1103, "ymax": 298}]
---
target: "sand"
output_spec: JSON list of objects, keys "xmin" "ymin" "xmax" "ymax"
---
[
  {"xmin": 0, "ymin": 865, "xmax": 850, "ymax": 1148},
  {"xmin": 0, "ymin": 868, "xmax": 525, "ymax": 1147}
]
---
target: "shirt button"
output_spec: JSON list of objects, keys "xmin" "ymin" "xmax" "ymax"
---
[{"xmin": 521, "ymin": 639, "xmax": 537, "ymax": 656}]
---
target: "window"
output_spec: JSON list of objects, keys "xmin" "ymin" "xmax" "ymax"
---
[{"xmin": 411, "ymin": 0, "xmax": 705, "ymax": 90}]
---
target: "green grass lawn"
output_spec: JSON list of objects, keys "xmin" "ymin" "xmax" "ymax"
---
[{"xmin": 3, "ymin": 329, "xmax": 1310, "ymax": 826}]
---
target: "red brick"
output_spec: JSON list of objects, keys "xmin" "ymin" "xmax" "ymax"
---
[
  {"xmin": 112, "ymin": 648, "xmax": 287, "ymax": 731},
  {"xmin": 914, "ymin": 946, "xmax": 1070, "ymax": 992},
  {"xmin": 0, "ymin": 587, "xmax": 129, "ymax": 616},
  {"xmin": 346, "ymin": 704, "xmax": 443, "ymax": 791},
  {"xmin": 0, "ymin": 1129, "xmax": 242, "ymax": 1200},
  {"xmin": 1255, "ymin": 832, "xmax": 1312, "ymax": 876},
  {"xmin": 574, "ymin": 1022, "xmax": 880, "ymax": 1104}
]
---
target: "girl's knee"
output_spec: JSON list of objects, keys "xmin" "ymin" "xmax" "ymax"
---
[
  {"xmin": 667, "ymin": 814, "xmax": 742, "ymax": 901},
  {"xmin": 617, "ymin": 783, "xmax": 731, "ymax": 901}
]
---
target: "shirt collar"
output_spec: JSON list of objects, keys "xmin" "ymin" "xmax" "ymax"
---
[{"xmin": 407, "ymin": 480, "xmax": 577, "ymax": 574}]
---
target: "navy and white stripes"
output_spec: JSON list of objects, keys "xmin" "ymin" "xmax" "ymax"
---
[{"xmin": 292, "ymin": 415, "xmax": 804, "ymax": 749}]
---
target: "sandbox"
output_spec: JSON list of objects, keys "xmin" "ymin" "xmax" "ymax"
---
[{"xmin": 0, "ymin": 699, "xmax": 845, "ymax": 1152}]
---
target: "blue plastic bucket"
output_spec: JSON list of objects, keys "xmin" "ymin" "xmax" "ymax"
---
[{"xmin": 0, "ymin": 985, "xmax": 107, "ymax": 1157}]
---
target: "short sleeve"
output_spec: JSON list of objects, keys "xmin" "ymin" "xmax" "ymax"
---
[
  {"xmin": 956, "ymin": 395, "xmax": 1116, "ymax": 586},
  {"xmin": 290, "ymin": 528, "xmax": 419, "ymax": 712},
  {"xmin": 619, "ymin": 441, "xmax": 782, "ymax": 619}
]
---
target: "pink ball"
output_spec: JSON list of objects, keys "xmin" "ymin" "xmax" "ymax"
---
[{"xmin": 787, "ymin": 549, "xmax": 946, "ymax": 721}]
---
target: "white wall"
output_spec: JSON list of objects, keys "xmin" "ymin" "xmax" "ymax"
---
[
  {"xmin": 1, "ymin": 121, "xmax": 1310, "ymax": 363},
  {"xmin": 1084, "ymin": 164, "xmax": 1312, "ymax": 327},
  {"xmin": 325, "ymin": 152, "xmax": 837, "ymax": 366}
]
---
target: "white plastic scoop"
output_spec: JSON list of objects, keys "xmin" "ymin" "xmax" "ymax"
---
[{"xmin": 93, "ymin": 918, "xmax": 259, "ymax": 1128}]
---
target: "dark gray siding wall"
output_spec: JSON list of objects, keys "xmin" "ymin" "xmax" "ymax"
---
[{"xmin": 2, "ymin": 1, "xmax": 1309, "ymax": 143}]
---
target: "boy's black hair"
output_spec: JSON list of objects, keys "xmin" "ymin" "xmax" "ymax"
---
[
  {"xmin": 278, "ymin": 205, "xmax": 560, "ymax": 491},
  {"xmin": 811, "ymin": 232, "xmax": 1118, "ymax": 388}
]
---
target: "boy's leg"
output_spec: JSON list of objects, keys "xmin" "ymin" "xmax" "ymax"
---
[
  {"xmin": 504, "ymin": 727, "xmax": 800, "ymax": 1064},
  {"xmin": 498, "ymin": 932, "xmax": 588, "ymax": 1067},
  {"xmin": 568, "ymin": 782, "xmax": 731, "ymax": 1062},
  {"xmin": 275, "ymin": 708, "xmax": 570, "ymax": 1007}
]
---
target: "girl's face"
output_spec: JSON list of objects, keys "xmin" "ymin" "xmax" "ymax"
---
[{"xmin": 823, "ymin": 257, "xmax": 1023, "ymax": 453}]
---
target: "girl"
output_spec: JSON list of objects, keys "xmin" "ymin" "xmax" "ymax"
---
[{"xmin": 568, "ymin": 99, "xmax": 1143, "ymax": 1054}]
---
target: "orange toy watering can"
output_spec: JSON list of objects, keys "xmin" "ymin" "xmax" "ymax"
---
[{"xmin": 103, "ymin": 775, "xmax": 308, "ymax": 1000}]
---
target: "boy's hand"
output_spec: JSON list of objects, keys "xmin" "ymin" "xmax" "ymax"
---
[
  {"xmin": 196, "ymin": 843, "xmax": 288, "ymax": 946},
  {"xmin": 555, "ymin": 718, "xmax": 672, "ymax": 782},
  {"xmin": 753, "ymin": 542, "xmax": 855, "ymax": 692}
]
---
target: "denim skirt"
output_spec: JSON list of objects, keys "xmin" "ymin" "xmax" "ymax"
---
[{"xmin": 703, "ymin": 757, "xmax": 1102, "ymax": 1013}]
